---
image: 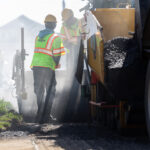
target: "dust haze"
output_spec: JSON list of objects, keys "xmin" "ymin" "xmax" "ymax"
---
[{"xmin": 0, "ymin": 14, "xmax": 88, "ymax": 122}]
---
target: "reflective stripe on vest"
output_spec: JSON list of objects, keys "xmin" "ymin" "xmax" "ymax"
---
[
  {"xmin": 53, "ymin": 47, "xmax": 65, "ymax": 55},
  {"xmin": 63, "ymin": 26, "xmax": 78, "ymax": 39},
  {"xmin": 63, "ymin": 26, "xmax": 71, "ymax": 39},
  {"xmin": 45, "ymin": 33, "xmax": 55, "ymax": 49},
  {"xmin": 63, "ymin": 20, "xmax": 81, "ymax": 39},
  {"xmin": 46, "ymin": 33, "xmax": 58, "ymax": 49},
  {"xmin": 34, "ymin": 48, "xmax": 53, "ymax": 56},
  {"xmin": 34, "ymin": 33, "xmax": 58, "ymax": 56}
]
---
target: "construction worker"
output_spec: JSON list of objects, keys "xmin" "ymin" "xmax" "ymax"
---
[
  {"xmin": 59, "ymin": 9, "xmax": 86, "ymax": 120},
  {"xmin": 60, "ymin": 8, "xmax": 82, "ymax": 73},
  {"xmin": 30, "ymin": 14, "xmax": 65, "ymax": 123}
]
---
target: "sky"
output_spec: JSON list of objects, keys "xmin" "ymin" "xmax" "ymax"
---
[{"xmin": 0, "ymin": 0, "xmax": 86, "ymax": 27}]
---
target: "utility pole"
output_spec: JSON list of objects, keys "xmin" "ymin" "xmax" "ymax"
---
[
  {"xmin": 21, "ymin": 28, "xmax": 25, "ymax": 95},
  {"xmin": 21, "ymin": 28, "xmax": 27, "ymax": 100},
  {"xmin": 62, "ymin": 0, "xmax": 66, "ymax": 10},
  {"xmin": 12, "ymin": 28, "xmax": 28, "ymax": 114}
]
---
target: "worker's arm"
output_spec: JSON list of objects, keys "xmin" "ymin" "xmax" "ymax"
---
[
  {"xmin": 53, "ymin": 56, "xmax": 61, "ymax": 68},
  {"xmin": 52, "ymin": 37, "xmax": 66, "ymax": 68},
  {"xmin": 60, "ymin": 26, "xmax": 68, "ymax": 40},
  {"xmin": 60, "ymin": 25, "xmax": 77, "ymax": 43}
]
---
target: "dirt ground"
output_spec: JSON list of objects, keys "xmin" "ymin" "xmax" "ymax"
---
[
  {"xmin": 0, "ymin": 123, "xmax": 150, "ymax": 150},
  {"xmin": 0, "ymin": 137, "xmax": 65, "ymax": 150}
]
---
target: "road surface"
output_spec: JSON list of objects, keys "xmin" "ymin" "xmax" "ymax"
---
[{"xmin": 0, "ymin": 123, "xmax": 150, "ymax": 150}]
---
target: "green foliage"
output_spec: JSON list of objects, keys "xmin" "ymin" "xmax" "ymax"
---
[
  {"xmin": 6, "ymin": 112, "xmax": 23, "ymax": 122},
  {"xmin": 0, "ymin": 99, "xmax": 23, "ymax": 130},
  {"xmin": 0, "ymin": 124, "xmax": 6, "ymax": 130},
  {"xmin": 0, "ymin": 113, "xmax": 22, "ymax": 122},
  {"xmin": 0, "ymin": 121, "xmax": 11, "ymax": 128},
  {"xmin": 0, "ymin": 99, "xmax": 13, "ymax": 114},
  {"xmin": 0, "ymin": 115, "xmax": 11, "ymax": 122}
]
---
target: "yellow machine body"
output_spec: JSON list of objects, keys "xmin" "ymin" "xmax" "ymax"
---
[
  {"xmin": 88, "ymin": 8, "xmax": 135, "ymax": 120},
  {"xmin": 88, "ymin": 32, "xmax": 104, "ymax": 84},
  {"xmin": 93, "ymin": 8, "xmax": 135, "ymax": 42},
  {"xmin": 88, "ymin": 8, "xmax": 135, "ymax": 84}
]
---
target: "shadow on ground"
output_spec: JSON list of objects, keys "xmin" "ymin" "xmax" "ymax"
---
[{"xmin": 32, "ymin": 123, "xmax": 150, "ymax": 150}]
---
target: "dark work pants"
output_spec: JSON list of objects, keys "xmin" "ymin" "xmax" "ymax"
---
[{"xmin": 32, "ymin": 67, "xmax": 56, "ymax": 122}]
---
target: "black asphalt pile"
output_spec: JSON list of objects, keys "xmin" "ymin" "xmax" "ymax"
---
[
  {"xmin": 104, "ymin": 36, "xmax": 138, "ymax": 69},
  {"xmin": 11, "ymin": 122, "xmax": 41, "ymax": 133},
  {"xmin": 103, "ymin": 37, "xmax": 145, "ymax": 101}
]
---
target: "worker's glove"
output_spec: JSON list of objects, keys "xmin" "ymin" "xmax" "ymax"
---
[
  {"xmin": 64, "ymin": 48, "xmax": 70, "ymax": 53},
  {"xmin": 55, "ymin": 64, "xmax": 61, "ymax": 69}
]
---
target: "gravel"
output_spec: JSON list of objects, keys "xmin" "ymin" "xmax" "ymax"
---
[
  {"xmin": 104, "ymin": 36, "xmax": 137, "ymax": 69},
  {"xmin": 0, "ymin": 131, "xmax": 28, "ymax": 138}
]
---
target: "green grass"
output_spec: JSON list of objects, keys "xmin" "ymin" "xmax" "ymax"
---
[
  {"xmin": 0, "ymin": 99, "xmax": 12, "ymax": 114},
  {"xmin": 0, "ymin": 121, "xmax": 11, "ymax": 128},
  {"xmin": 0, "ymin": 99, "xmax": 23, "ymax": 131}
]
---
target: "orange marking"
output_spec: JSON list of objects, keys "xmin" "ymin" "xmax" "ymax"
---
[
  {"xmin": 35, "ymin": 47, "xmax": 50, "ymax": 51},
  {"xmin": 49, "ymin": 36, "xmax": 59, "ymax": 50},
  {"xmin": 53, "ymin": 47, "xmax": 64, "ymax": 50},
  {"xmin": 53, "ymin": 51, "xmax": 65, "ymax": 55},
  {"xmin": 34, "ymin": 51, "xmax": 52, "ymax": 56},
  {"xmin": 46, "ymin": 33, "xmax": 54, "ymax": 48}
]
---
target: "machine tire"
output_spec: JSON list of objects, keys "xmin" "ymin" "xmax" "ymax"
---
[{"xmin": 145, "ymin": 60, "xmax": 150, "ymax": 137}]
